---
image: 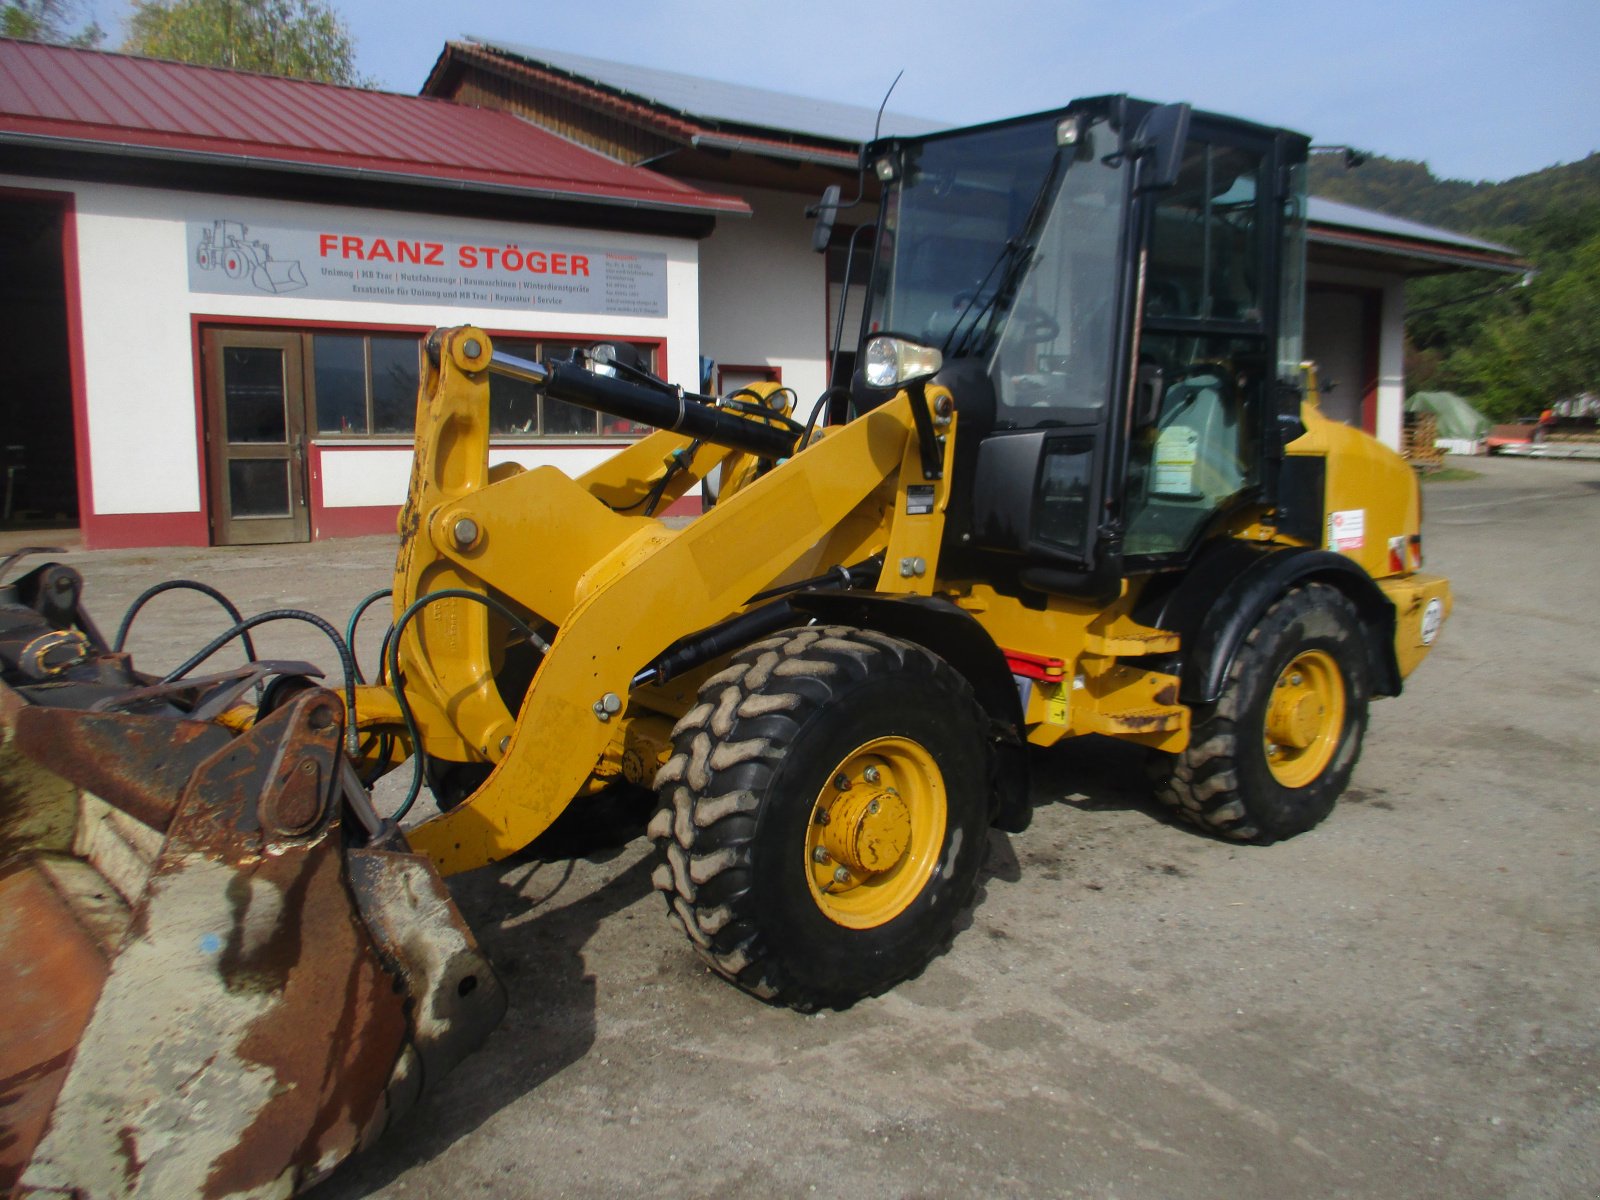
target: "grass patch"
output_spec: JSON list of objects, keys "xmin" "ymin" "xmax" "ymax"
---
[{"xmin": 1421, "ymin": 466, "xmax": 1483, "ymax": 483}]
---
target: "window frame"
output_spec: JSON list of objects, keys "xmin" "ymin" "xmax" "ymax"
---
[{"xmin": 191, "ymin": 319, "xmax": 667, "ymax": 446}]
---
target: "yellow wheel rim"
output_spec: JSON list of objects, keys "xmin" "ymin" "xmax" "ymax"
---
[
  {"xmin": 1263, "ymin": 649, "xmax": 1346, "ymax": 788},
  {"xmin": 804, "ymin": 735, "xmax": 946, "ymax": 930}
]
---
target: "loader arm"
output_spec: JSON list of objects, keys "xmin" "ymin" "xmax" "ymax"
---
[{"xmin": 369, "ymin": 327, "xmax": 957, "ymax": 875}]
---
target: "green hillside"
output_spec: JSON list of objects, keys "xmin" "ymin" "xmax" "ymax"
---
[{"xmin": 1309, "ymin": 153, "xmax": 1600, "ymax": 419}]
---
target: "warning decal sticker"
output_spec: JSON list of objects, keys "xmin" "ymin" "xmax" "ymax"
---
[{"xmin": 1328, "ymin": 508, "xmax": 1366, "ymax": 552}]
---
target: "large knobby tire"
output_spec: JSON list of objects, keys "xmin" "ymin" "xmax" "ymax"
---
[
  {"xmin": 649, "ymin": 625, "xmax": 991, "ymax": 1011},
  {"xmin": 1154, "ymin": 583, "xmax": 1371, "ymax": 844}
]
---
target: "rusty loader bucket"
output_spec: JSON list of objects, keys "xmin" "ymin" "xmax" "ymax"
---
[{"xmin": 0, "ymin": 560, "xmax": 505, "ymax": 1199}]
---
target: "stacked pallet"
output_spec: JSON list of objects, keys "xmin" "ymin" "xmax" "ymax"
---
[{"xmin": 1404, "ymin": 412, "xmax": 1444, "ymax": 469}]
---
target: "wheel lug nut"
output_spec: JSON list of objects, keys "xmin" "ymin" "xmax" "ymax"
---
[
  {"xmin": 833, "ymin": 866, "xmax": 851, "ymax": 884},
  {"xmin": 867, "ymin": 799, "xmax": 880, "ymax": 815},
  {"xmin": 1290, "ymin": 673, "xmax": 1303, "ymax": 686},
  {"xmin": 813, "ymin": 847, "xmax": 830, "ymax": 863},
  {"xmin": 833, "ymin": 773, "xmax": 851, "ymax": 791},
  {"xmin": 863, "ymin": 766, "xmax": 881, "ymax": 784}
]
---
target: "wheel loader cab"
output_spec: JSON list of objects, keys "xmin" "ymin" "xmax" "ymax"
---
[{"xmin": 855, "ymin": 98, "xmax": 1311, "ymax": 589}]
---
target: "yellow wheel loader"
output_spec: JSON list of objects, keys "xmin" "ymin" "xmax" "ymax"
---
[{"xmin": 0, "ymin": 96, "xmax": 1450, "ymax": 1197}]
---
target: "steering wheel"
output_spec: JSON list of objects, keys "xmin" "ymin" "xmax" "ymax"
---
[
  {"xmin": 936, "ymin": 292, "xmax": 1062, "ymax": 348},
  {"xmin": 1006, "ymin": 302, "xmax": 1061, "ymax": 344}
]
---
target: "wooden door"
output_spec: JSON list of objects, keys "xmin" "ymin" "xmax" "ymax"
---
[{"xmin": 203, "ymin": 329, "xmax": 310, "ymax": 545}]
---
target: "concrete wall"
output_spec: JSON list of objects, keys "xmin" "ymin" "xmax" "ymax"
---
[{"xmin": 0, "ymin": 172, "xmax": 701, "ymax": 547}]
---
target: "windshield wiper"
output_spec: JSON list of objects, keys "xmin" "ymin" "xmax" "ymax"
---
[{"xmin": 942, "ymin": 152, "xmax": 1064, "ymax": 360}]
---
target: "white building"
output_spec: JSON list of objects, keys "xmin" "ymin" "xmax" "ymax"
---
[{"xmin": 0, "ymin": 38, "xmax": 744, "ymax": 547}]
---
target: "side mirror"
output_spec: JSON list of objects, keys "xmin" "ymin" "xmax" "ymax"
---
[
  {"xmin": 1135, "ymin": 102, "xmax": 1192, "ymax": 190},
  {"xmin": 810, "ymin": 184, "xmax": 842, "ymax": 253}
]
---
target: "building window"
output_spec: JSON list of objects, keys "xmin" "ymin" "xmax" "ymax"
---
[
  {"xmin": 312, "ymin": 333, "xmax": 420, "ymax": 435},
  {"xmin": 300, "ymin": 330, "xmax": 658, "ymax": 440}
]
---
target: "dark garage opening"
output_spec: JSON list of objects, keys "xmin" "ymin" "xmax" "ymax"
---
[{"xmin": 0, "ymin": 197, "xmax": 79, "ymax": 534}]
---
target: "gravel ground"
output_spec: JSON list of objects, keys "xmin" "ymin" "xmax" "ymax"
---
[{"xmin": 17, "ymin": 454, "xmax": 1599, "ymax": 1199}]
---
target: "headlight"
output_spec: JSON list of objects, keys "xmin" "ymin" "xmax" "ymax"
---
[{"xmin": 863, "ymin": 336, "xmax": 943, "ymax": 390}]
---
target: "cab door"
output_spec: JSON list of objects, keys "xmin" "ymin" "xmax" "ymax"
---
[
  {"xmin": 1121, "ymin": 123, "xmax": 1282, "ymax": 565},
  {"xmin": 202, "ymin": 329, "xmax": 311, "ymax": 545}
]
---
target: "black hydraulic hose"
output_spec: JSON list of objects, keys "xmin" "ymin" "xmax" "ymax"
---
[
  {"xmin": 607, "ymin": 440, "xmax": 703, "ymax": 516},
  {"xmin": 634, "ymin": 556, "xmax": 884, "ymax": 689},
  {"xmin": 800, "ymin": 387, "xmax": 851, "ymax": 450},
  {"xmin": 343, "ymin": 588, "xmax": 393, "ymax": 684},
  {"xmin": 632, "ymin": 601, "xmax": 800, "ymax": 690},
  {"xmin": 114, "ymin": 579, "xmax": 259, "ymax": 662},
  {"xmin": 157, "ymin": 610, "xmax": 359, "ymax": 754},
  {"xmin": 747, "ymin": 555, "xmax": 884, "ymax": 604},
  {"xmin": 385, "ymin": 588, "xmax": 549, "ymax": 826},
  {"xmin": 722, "ymin": 388, "xmax": 805, "ymax": 435},
  {"xmin": 540, "ymin": 359, "xmax": 799, "ymax": 461}
]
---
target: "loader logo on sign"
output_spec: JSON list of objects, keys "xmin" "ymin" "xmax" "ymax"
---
[{"xmin": 193, "ymin": 219, "xmax": 307, "ymax": 294}]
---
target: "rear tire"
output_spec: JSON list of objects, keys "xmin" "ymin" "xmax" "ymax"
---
[
  {"xmin": 1154, "ymin": 583, "xmax": 1371, "ymax": 843},
  {"xmin": 649, "ymin": 625, "xmax": 990, "ymax": 1010}
]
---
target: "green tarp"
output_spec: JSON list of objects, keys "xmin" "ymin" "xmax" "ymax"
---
[{"xmin": 1407, "ymin": 391, "xmax": 1492, "ymax": 441}]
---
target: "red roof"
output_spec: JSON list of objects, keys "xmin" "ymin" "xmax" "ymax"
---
[{"xmin": 0, "ymin": 39, "xmax": 749, "ymax": 217}]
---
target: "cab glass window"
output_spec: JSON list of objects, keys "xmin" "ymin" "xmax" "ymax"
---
[{"xmin": 1146, "ymin": 144, "xmax": 1265, "ymax": 324}]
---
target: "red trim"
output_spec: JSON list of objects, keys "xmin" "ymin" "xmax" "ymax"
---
[
  {"xmin": 1002, "ymin": 649, "xmax": 1067, "ymax": 680},
  {"xmin": 82, "ymin": 510, "xmax": 209, "ymax": 550},
  {"xmin": 311, "ymin": 503, "xmax": 400, "ymax": 540},
  {"xmin": 192, "ymin": 313, "xmax": 435, "ymax": 336},
  {"xmin": 1308, "ymin": 227, "xmax": 1525, "ymax": 274},
  {"xmin": 658, "ymin": 494, "xmax": 699, "ymax": 519},
  {"xmin": 59, "ymin": 194, "xmax": 94, "ymax": 538},
  {"xmin": 716, "ymin": 363, "xmax": 782, "ymax": 392},
  {"xmin": 1361, "ymin": 290, "xmax": 1381, "ymax": 435}
]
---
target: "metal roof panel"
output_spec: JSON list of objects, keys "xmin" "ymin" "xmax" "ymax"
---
[
  {"xmin": 468, "ymin": 39, "xmax": 946, "ymax": 144},
  {"xmin": 1307, "ymin": 196, "xmax": 1518, "ymax": 257},
  {"xmin": 0, "ymin": 39, "xmax": 749, "ymax": 217}
]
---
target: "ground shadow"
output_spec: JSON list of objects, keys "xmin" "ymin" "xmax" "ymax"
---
[{"xmin": 1025, "ymin": 735, "xmax": 1181, "ymax": 827}]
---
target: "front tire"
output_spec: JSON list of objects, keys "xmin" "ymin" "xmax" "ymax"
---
[
  {"xmin": 1154, "ymin": 583, "xmax": 1371, "ymax": 843},
  {"xmin": 649, "ymin": 625, "xmax": 990, "ymax": 1010}
]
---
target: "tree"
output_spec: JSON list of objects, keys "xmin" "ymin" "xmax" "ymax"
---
[
  {"xmin": 2, "ymin": 0, "xmax": 104, "ymax": 45},
  {"xmin": 1445, "ymin": 232, "xmax": 1600, "ymax": 419},
  {"xmin": 122, "ymin": 0, "xmax": 368, "ymax": 86}
]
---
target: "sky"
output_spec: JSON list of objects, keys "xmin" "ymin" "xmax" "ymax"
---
[{"xmin": 94, "ymin": 0, "xmax": 1600, "ymax": 183}]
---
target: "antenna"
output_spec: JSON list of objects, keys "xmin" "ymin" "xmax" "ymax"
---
[
  {"xmin": 874, "ymin": 70, "xmax": 904, "ymax": 142},
  {"xmin": 805, "ymin": 68, "xmax": 908, "ymax": 236}
]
